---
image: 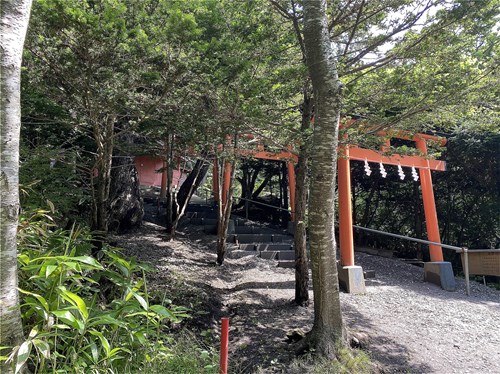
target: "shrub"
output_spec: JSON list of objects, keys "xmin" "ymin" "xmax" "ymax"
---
[{"xmin": 6, "ymin": 209, "xmax": 192, "ymax": 373}]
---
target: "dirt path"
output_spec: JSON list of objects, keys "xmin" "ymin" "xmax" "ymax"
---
[{"xmin": 115, "ymin": 222, "xmax": 500, "ymax": 373}]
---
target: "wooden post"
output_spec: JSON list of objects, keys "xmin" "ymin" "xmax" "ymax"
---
[
  {"xmin": 287, "ymin": 162, "xmax": 296, "ymax": 222},
  {"xmin": 338, "ymin": 145, "xmax": 355, "ymax": 267},
  {"xmin": 416, "ymin": 138, "xmax": 444, "ymax": 262}
]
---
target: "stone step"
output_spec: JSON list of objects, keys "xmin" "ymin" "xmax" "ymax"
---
[
  {"xmin": 228, "ymin": 250, "xmax": 258, "ymax": 259},
  {"xmin": 186, "ymin": 211, "xmax": 218, "ymax": 219},
  {"xmin": 260, "ymin": 251, "xmax": 278, "ymax": 260},
  {"xmin": 190, "ymin": 217, "xmax": 219, "ymax": 226},
  {"xmin": 186, "ymin": 204, "xmax": 215, "ymax": 212},
  {"xmin": 234, "ymin": 226, "xmax": 278, "ymax": 234},
  {"xmin": 256, "ymin": 244, "xmax": 293, "ymax": 251},
  {"xmin": 239, "ymin": 244, "xmax": 256, "ymax": 251},
  {"xmin": 277, "ymin": 251, "xmax": 295, "ymax": 261},
  {"xmin": 278, "ymin": 260, "xmax": 295, "ymax": 268},
  {"xmin": 229, "ymin": 234, "xmax": 292, "ymax": 244},
  {"xmin": 203, "ymin": 225, "xmax": 217, "ymax": 235}
]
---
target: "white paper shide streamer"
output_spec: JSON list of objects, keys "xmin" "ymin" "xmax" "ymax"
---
[
  {"xmin": 364, "ymin": 159, "xmax": 372, "ymax": 176},
  {"xmin": 411, "ymin": 166, "xmax": 419, "ymax": 181},
  {"xmin": 379, "ymin": 162, "xmax": 387, "ymax": 178},
  {"xmin": 398, "ymin": 164, "xmax": 405, "ymax": 180}
]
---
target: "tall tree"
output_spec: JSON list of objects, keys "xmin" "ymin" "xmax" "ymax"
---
[
  {"xmin": 0, "ymin": 0, "xmax": 33, "ymax": 372},
  {"xmin": 24, "ymin": 0, "xmax": 204, "ymax": 241},
  {"xmin": 302, "ymin": 0, "xmax": 346, "ymax": 356},
  {"xmin": 271, "ymin": 0, "xmax": 499, "ymax": 354}
]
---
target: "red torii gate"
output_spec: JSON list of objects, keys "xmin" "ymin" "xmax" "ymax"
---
[
  {"xmin": 214, "ymin": 129, "xmax": 446, "ymax": 272},
  {"xmin": 212, "ymin": 137, "xmax": 298, "ymax": 221},
  {"xmin": 338, "ymin": 131, "xmax": 446, "ymax": 267}
]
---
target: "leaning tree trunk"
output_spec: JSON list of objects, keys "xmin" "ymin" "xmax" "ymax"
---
[
  {"xmin": 170, "ymin": 156, "xmax": 209, "ymax": 239},
  {"xmin": 175, "ymin": 156, "xmax": 210, "ymax": 218},
  {"xmin": 294, "ymin": 90, "xmax": 312, "ymax": 306},
  {"xmin": 0, "ymin": 1, "xmax": 33, "ymax": 372},
  {"xmin": 107, "ymin": 155, "xmax": 144, "ymax": 234},
  {"xmin": 302, "ymin": 0, "xmax": 346, "ymax": 357}
]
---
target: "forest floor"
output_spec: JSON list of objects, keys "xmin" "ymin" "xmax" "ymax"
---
[{"xmin": 113, "ymin": 220, "xmax": 500, "ymax": 374}]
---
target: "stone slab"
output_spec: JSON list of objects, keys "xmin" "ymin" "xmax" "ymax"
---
[
  {"xmin": 338, "ymin": 265, "xmax": 366, "ymax": 294},
  {"xmin": 278, "ymin": 260, "xmax": 295, "ymax": 268},
  {"xmin": 234, "ymin": 226, "xmax": 254, "ymax": 234},
  {"xmin": 239, "ymin": 244, "xmax": 256, "ymax": 251},
  {"xmin": 256, "ymin": 244, "xmax": 293, "ymax": 251},
  {"xmin": 260, "ymin": 251, "xmax": 278, "ymax": 260},
  {"xmin": 277, "ymin": 251, "xmax": 295, "ymax": 261},
  {"xmin": 424, "ymin": 261, "xmax": 456, "ymax": 291},
  {"xmin": 186, "ymin": 205, "xmax": 215, "ymax": 212},
  {"xmin": 234, "ymin": 226, "xmax": 278, "ymax": 234},
  {"xmin": 202, "ymin": 218, "xmax": 219, "ymax": 226},
  {"xmin": 190, "ymin": 212, "xmax": 218, "ymax": 219},
  {"xmin": 233, "ymin": 234, "xmax": 274, "ymax": 243},
  {"xmin": 203, "ymin": 225, "xmax": 217, "ymax": 235},
  {"xmin": 363, "ymin": 270, "xmax": 376, "ymax": 279},
  {"xmin": 229, "ymin": 250, "xmax": 258, "ymax": 259},
  {"xmin": 272, "ymin": 235, "xmax": 293, "ymax": 243}
]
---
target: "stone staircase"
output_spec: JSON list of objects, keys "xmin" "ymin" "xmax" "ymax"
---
[{"xmin": 185, "ymin": 203, "xmax": 296, "ymax": 268}]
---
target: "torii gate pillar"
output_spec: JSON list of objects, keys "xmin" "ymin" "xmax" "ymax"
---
[
  {"xmin": 338, "ymin": 145, "xmax": 366, "ymax": 293},
  {"xmin": 416, "ymin": 138, "xmax": 444, "ymax": 262},
  {"xmin": 337, "ymin": 132, "xmax": 447, "ymax": 293}
]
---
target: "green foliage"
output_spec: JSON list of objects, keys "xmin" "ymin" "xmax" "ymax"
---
[
  {"xmin": 6, "ymin": 209, "xmax": 199, "ymax": 374},
  {"xmin": 288, "ymin": 345, "xmax": 371, "ymax": 374},
  {"xmin": 143, "ymin": 332, "xmax": 218, "ymax": 374},
  {"xmin": 19, "ymin": 146, "xmax": 89, "ymax": 226}
]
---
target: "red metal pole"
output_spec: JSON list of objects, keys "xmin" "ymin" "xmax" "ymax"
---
[
  {"xmin": 220, "ymin": 317, "xmax": 229, "ymax": 374},
  {"xmin": 338, "ymin": 146, "xmax": 355, "ymax": 266},
  {"xmin": 416, "ymin": 139, "xmax": 444, "ymax": 262},
  {"xmin": 287, "ymin": 162, "xmax": 296, "ymax": 222}
]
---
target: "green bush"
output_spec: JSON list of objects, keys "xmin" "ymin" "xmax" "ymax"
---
[
  {"xmin": 19, "ymin": 145, "xmax": 90, "ymax": 226},
  {"xmin": 6, "ymin": 209, "xmax": 212, "ymax": 374},
  {"xmin": 288, "ymin": 344, "xmax": 371, "ymax": 374}
]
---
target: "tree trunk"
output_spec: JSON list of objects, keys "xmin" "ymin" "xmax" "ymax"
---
[
  {"xmin": 175, "ymin": 156, "xmax": 210, "ymax": 213},
  {"xmin": 302, "ymin": 0, "xmax": 346, "ymax": 356},
  {"xmin": 108, "ymin": 155, "xmax": 144, "ymax": 234},
  {"xmin": 294, "ymin": 91, "xmax": 311, "ymax": 306},
  {"xmin": 170, "ymin": 156, "xmax": 210, "ymax": 239},
  {"xmin": 252, "ymin": 173, "xmax": 271, "ymax": 200},
  {"xmin": 165, "ymin": 134, "xmax": 175, "ymax": 233},
  {"xmin": 0, "ymin": 1, "xmax": 33, "ymax": 372},
  {"xmin": 216, "ymin": 157, "xmax": 236, "ymax": 265},
  {"xmin": 216, "ymin": 137, "xmax": 238, "ymax": 265},
  {"xmin": 91, "ymin": 116, "xmax": 115, "ymax": 248}
]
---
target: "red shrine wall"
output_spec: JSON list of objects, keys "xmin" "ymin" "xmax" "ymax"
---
[{"xmin": 134, "ymin": 155, "xmax": 185, "ymax": 188}]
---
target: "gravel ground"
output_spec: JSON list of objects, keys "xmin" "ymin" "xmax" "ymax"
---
[
  {"xmin": 115, "ymin": 222, "xmax": 500, "ymax": 373},
  {"xmin": 343, "ymin": 253, "xmax": 500, "ymax": 374}
]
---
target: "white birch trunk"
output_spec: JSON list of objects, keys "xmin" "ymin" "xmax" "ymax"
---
[
  {"xmin": 303, "ymin": 0, "xmax": 346, "ymax": 356},
  {"xmin": 0, "ymin": 1, "xmax": 33, "ymax": 371}
]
